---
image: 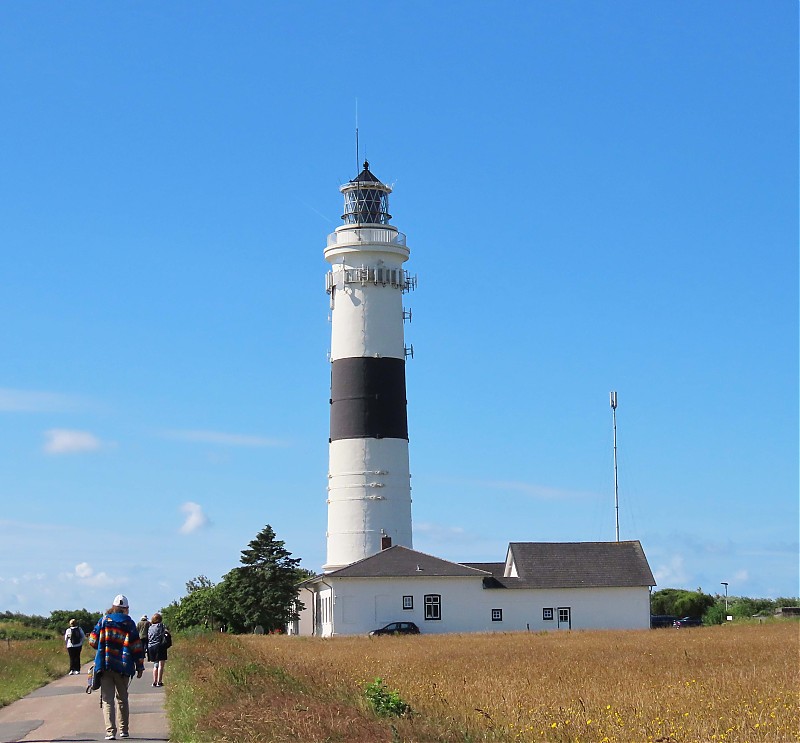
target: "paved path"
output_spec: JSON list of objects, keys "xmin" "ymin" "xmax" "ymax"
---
[{"xmin": 0, "ymin": 664, "xmax": 169, "ymax": 742}]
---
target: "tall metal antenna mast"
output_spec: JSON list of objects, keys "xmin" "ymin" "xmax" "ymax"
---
[
  {"xmin": 610, "ymin": 391, "xmax": 620, "ymax": 542},
  {"xmin": 355, "ymin": 99, "xmax": 359, "ymax": 174}
]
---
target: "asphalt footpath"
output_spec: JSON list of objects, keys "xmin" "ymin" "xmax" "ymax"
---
[{"xmin": 0, "ymin": 664, "xmax": 169, "ymax": 742}]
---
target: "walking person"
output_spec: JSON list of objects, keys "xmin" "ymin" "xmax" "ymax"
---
[
  {"xmin": 147, "ymin": 612, "xmax": 171, "ymax": 687},
  {"xmin": 88, "ymin": 594, "xmax": 145, "ymax": 740},
  {"xmin": 64, "ymin": 618, "xmax": 85, "ymax": 675},
  {"xmin": 136, "ymin": 615, "xmax": 150, "ymax": 659}
]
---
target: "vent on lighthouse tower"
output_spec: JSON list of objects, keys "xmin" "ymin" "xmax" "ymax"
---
[{"xmin": 341, "ymin": 161, "xmax": 392, "ymax": 225}]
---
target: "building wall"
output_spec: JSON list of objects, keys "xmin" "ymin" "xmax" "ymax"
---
[{"xmin": 310, "ymin": 577, "xmax": 651, "ymax": 636}]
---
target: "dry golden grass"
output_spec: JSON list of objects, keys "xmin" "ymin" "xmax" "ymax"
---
[
  {"xmin": 168, "ymin": 622, "xmax": 799, "ymax": 742},
  {"xmin": 0, "ymin": 636, "xmax": 75, "ymax": 707}
]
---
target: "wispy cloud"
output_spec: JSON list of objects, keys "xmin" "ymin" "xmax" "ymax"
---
[
  {"xmin": 0, "ymin": 388, "xmax": 83, "ymax": 413},
  {"xmin": 44, "ymin": 429, "xmax": 107, "ymax": 454},
  {"xmin": 162, "ymin": 429, "xmax": 287, "ymax": 448},
  {"xmin": 430, "ymin": 476, "xmax": 598, "ymax": 501},
  {"xmin": 415, "ymin": 522, "xmax": 466, "ymax": 538},
  {"xmin": 653, "ymin": 554, "xmax": 691, "ymax": 587},
  {"xmin": 179, "ymin": 501, "xmax": 209, "ymax": 534}
]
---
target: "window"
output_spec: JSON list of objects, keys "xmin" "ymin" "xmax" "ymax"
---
[
  {"xmin": 403, "ymin": 595, "xmax": 413, "ymax": 610},
  {"xmin": 543, "ymin": 607, "xmax": 554, "ymax": 621},
  {"xmin": 491, "ymin": 608, "xmax": 503, "ymax": 622},
  {"xmin": 424, "ymin": 594, "xmax": 441, "ymax": 620}
]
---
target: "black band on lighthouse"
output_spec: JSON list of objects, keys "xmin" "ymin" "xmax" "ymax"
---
[{"xmin": 330, "ymin": 357, "xmax": 408, "ymax": 441}]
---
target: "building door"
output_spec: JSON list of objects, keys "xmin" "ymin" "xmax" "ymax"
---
[{"xmin": 557, "ymin": 607, "xmax": 571, "ymax": 630}]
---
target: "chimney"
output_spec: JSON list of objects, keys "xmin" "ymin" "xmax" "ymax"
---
[{"xmin": 381, "ymin": 534, "xmax": 392, "ymax": 550}]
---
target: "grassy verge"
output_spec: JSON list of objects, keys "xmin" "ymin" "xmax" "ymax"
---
[
  {"xmin": 165, "ymin": 623, "xmax": 799, "ymax": 743},
  {"xmin": 165, "ymin": 631, "xmax": 434, "ymax": 742},
  {"xmin": 0, "ymin": 632, "xmax": 90, "ymax": 707}
]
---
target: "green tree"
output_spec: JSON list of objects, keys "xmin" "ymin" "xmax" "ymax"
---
[
  {"xmin": 48, "ymin": 608, "xmax": 102, "ymax": 635},
  {"xmin": 168, "ymin": 576, "xmax": 223, "ymax": 631},
  {"xmin": 704, "ymin": 602, "xmax": 728, "ymax": 625},
  {"xmin": 651, "ymin": 588, "xmax": 716, "ymax": 619},
  {"xmin": 650, "ymin": 588, "xmax": 688, "ymax": 616},
  {"xmin": 730, "ymin": 597, "xmax": 774, "ymax": 618},
  {"xmin": 673, "ymin": 590, "xmax": 715, "ymax": 618},
  {"xmin": 217, "ymin": 524, "xmax": 304, "ymax": 633}
]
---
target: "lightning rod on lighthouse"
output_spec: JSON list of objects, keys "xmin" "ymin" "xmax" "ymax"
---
[
  {"xmin": 323, "ymin": 161, "xmax": 414, "ymax": 571},
  {"xmin": 610, "ymin": 390, "xmax": 619, "ymax": 542}
]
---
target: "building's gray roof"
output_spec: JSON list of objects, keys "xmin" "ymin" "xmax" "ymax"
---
[
  {"xmin": 324, "ymin": 545, "xmax": 490, "ymax": 578},
  {"xmin": 309, "ymin": 541, "xmax": 655, "ymax": 590},
  {"xmin": 462, "ymin": 562, "xmax": 505, "ymax": 577},
  {"xmin": 497, "ymin": 541, "xmax": 656, "ymax": 589}
]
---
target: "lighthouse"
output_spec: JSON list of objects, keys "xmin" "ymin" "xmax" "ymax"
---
[{"xmin": 323, "ymin": 161, "xmax": 414, "ymax": 572}]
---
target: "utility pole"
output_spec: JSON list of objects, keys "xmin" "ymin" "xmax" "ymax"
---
[
  {"xmin": 721, "ymin": 582, "xmax": 729, "ymax": 613},
  {"xmin": 610, "ymin": 391, "xmax": 619, "ymax": 542}
]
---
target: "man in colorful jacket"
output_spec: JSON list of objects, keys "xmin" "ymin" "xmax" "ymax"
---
[{"xmin": 88, "ymin": 594, "xmax": 145, "ymax": 740}]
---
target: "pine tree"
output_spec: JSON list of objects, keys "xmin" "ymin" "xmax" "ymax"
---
[{"xmin": 218, "ymin": 524, "xmax": 304, "ymax": 632}]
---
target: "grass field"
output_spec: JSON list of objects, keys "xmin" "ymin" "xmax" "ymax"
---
[
  {"xmin": 0, "ymin": 624, "xmax": 88, "ymax": 707},
  {"xmin": 167, "ymin": 622, "xmax": 799, "ymax": 743}
]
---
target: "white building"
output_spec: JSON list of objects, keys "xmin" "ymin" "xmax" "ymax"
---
[
  {"xmin": 294, "ymin": 542, "xmax": 654, "ymax": 637},
  {"xmin": 290, "ymin": 162, "xmax": 656, "ymax": 636}
]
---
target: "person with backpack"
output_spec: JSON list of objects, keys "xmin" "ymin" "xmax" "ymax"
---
[
  {"xmin": 64, "ymin": 618, "xmax": 85, "ymax": 675},
  {"xmin": 88, "ymin": 594, "xmax": 145, "ymax": 740},
  {"xmin": 146, "ymin": 612, "xmax": 171, "ymax": 687}
]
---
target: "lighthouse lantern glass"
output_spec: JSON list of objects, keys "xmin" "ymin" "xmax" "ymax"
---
[{"xmin": 342, "ymin": 188, "xmax": 391, "ymax": 225}]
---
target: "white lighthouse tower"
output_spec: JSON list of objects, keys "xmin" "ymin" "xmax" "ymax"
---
[{"xmin": 323, "ymin": 161, "xmax": 414, "ymax": 572}]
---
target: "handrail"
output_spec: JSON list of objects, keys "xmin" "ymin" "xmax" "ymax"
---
[{"xmin": 327, "ymin": 228, "xmax": 407, "ymax": 249}]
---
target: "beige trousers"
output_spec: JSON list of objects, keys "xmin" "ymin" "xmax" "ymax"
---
[{"xmin": 99, "ymin": 669, "xmax": 130, "ymax": 736}]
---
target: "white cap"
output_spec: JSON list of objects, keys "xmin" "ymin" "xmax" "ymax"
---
[{"xmin": 113, "ymin": 594, "xmax": 129, "ymax": 608}]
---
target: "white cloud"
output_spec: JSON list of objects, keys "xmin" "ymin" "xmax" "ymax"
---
[
  {"xmin": 68, "ymin": 562, "xmax": 116, "ymax": 588},
  {"xmin": 0, "ymin": 388, "xmax": 82, "ymax": 413},
  {"xmin": 75, "ymin": 562, "xmax": 93, "ymax": 579},
  {"xmin": 179, "ymin": 501, "xmax": 209, "ymax": 534},
  {"xmin": 162, "ymin": 429, "xmax": 286, "ymax": 447},
  {"xmin": 44, "ymin": 429, "xmax": 104, "ymax": 454}
]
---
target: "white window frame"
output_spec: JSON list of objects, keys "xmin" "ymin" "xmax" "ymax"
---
[
  {"xmin": 491, "ymin": 608, "xmax": 503, "ymax": 622},
  {"xmin": 402, "ymin": 595, "xmax": 413, "ymax": 610},
  {"xmin": 543, "ymin": 607, "xmax": 554, "ymax": 621},
  {"xmin": 424, "ymin": 594, "xmax": 441, "ymax": 620}
]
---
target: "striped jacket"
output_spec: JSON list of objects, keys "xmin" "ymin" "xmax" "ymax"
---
[{"xmin": 88, "ymin": 612, "xmax": 145, "ymax": 677}]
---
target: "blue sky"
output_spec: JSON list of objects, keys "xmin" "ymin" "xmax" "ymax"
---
[{"xmin": 1, "ymin": 2, "xmax": 797, "ymax": 618}]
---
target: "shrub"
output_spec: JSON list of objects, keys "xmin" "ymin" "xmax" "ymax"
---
[{"xmin": 364, "ymin": 677, "xmax": 411, "ymax": 717}]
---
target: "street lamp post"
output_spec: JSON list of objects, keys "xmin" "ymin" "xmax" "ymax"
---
[{"xmin": 721, "ymin": 582, "xmax": 729, "ymax": 613}]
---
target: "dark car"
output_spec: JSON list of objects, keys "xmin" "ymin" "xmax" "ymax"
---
[
  {"xmin": 369, "ymin": 621, "xmax": 420, "ymax": 636},
  {"xmin": 650, "ymin": 615, "xmax": 678, "ymax": 629},
  {"xmin": 673, "ymin": 616, "xmax": 703, "ymax": 628}
]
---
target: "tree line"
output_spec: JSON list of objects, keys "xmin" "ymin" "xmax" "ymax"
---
[
  {"xmin": 0, "ymin": 608, "xmax": 101, "ymax": 639},
  {"xmin": 4, "ymin": 531, "xmax": 797, "ymax": 635},
  {"xmin": 650, "ymin": 588, "xmax": 798, "ymax": 624}
]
